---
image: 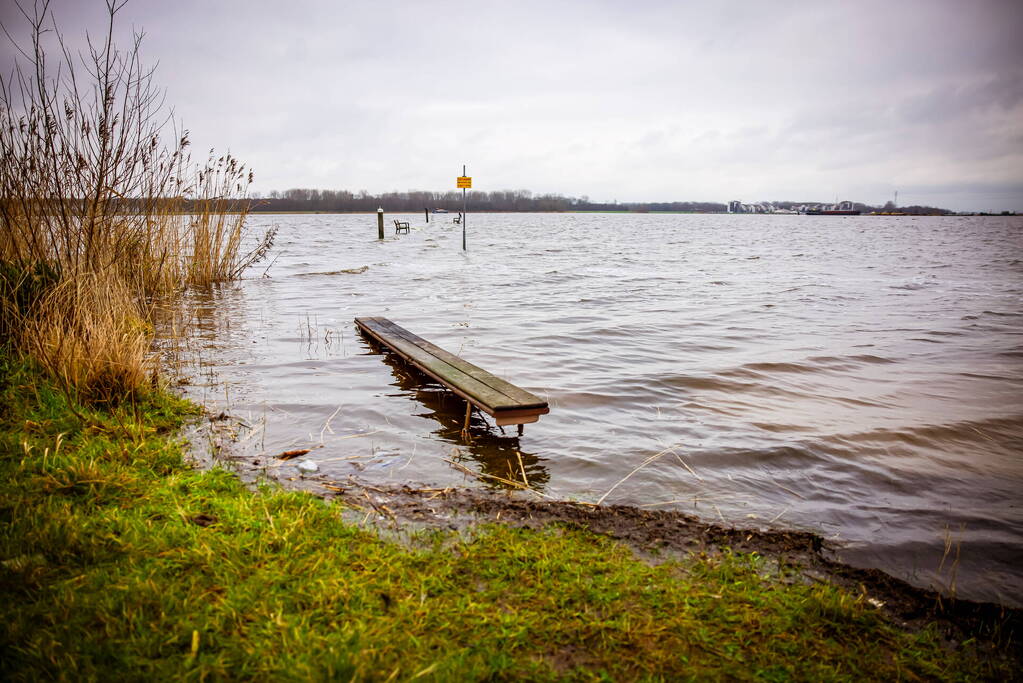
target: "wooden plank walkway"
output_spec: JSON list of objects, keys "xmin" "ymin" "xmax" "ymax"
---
[{"xmin": 355, "ymin": 317, "xmax": 549, "ymax": 429}]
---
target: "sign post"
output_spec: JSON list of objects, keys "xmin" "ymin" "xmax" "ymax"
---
[{"xmin": 457, "ymin": 166, "xmax": 471, "ymax": 251}]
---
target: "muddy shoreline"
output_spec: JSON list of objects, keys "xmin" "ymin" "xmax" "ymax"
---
[
  {"xmin": 294, "ymin": 477, "xmax": 1019, "ymax": 664},
  {"xmin": 193, "ymin": 413, "xmax": 1020, "ymax": 668}
]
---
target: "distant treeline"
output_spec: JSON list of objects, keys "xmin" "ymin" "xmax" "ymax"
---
[
  {"xmin": 248, "ymin": 189, "xmax": 727, "ymax": 213},
  {"xmin": 12, "ymin": 190, "xmax": 954, "ymax": 216},
  {"xmin": 244, "ymin": 189, "xmax": 959, "ymax": 215}
]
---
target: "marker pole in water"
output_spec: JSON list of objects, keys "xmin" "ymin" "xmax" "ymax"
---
[
  {"xmin": 462, "ymin": 164, "xmax": 467, "ymax": 251},
  {"xmin": 377, "ymin": 207, "xmax": 384, "ymax": 240}
]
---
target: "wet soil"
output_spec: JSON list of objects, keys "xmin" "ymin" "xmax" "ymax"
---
[
  {"xmin": 193, "ymin": 410, "xmax": 1020, "ymax": 670},
  {"xmin": 304, "ymin": 478, "xmax": 1021, "ymax": 670}
]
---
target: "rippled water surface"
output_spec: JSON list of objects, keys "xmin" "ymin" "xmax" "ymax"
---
[{"xmin": 177, "ymin": 213, "xmax": 1023, "ymax": 605}]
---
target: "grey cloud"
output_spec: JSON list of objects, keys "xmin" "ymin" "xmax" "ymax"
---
[{"xmin": 2, "ymin": 0, "xmax": 1022, "ymax": 210}]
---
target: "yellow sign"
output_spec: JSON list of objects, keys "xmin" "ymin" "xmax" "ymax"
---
[{"xmin": 456, "ymin": 176, "xmax": 472, "ymax": 189}]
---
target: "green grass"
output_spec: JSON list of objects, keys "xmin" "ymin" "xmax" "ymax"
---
[{"xmin": 0, "ymin": 352, "xmax": 1009, "ymax": 680}]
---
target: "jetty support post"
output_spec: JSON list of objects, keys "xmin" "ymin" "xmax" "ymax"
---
[
  {"xmin": 461, "ymin": 401, "xmax": 473, "ymax": 442},
  {"xmin": 377, "ymin": 207, "xmax": 384, "ymax": 240},
  {"xmin": 425, "ymin": 208, "xmax": 429, "ymax": 223}
]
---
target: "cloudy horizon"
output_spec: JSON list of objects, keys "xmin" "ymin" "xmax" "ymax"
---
[{"xmin": 2, "ymin": 0, "xmax": 1022, "ymax": 212}]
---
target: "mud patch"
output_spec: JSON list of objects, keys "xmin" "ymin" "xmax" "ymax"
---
[{"xmin": 312, "ymin": 479, "xmax": 1020, "ymax": 669}]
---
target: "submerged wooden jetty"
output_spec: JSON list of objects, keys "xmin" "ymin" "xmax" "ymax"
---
[{"xmin": 355, "ymin": 317, "xmax": 549, "ymax": 434}]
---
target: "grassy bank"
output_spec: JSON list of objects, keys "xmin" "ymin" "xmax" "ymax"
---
[{"xmin": 1, "ymin": 356, "xmax": 1013, "ymax": 680}]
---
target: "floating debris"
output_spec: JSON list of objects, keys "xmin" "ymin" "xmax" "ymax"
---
[
  {"xmin": 277, "ymin": 448, "xmax": 312, "ymax": 460},
  {"xmin": 297, "ymin": 460, "xmax": 319, "ymax": 474}
]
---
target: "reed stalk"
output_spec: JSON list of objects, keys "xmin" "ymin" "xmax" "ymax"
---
[{"xmin": 0, "ymin": 0, "xmax": 274, "ymax": 400}]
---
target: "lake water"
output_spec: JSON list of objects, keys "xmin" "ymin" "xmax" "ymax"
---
[{"xmin": 174, "ymin": 212, "xmax": 1023, "ymax": 606}]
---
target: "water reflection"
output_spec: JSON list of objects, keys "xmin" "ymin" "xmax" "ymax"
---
[
  {"xmin": 366, "ymin": 336, "xmax": 550, "ymax": 491},
  {"xmin": 155, "ymin": 284, "xmax": 245, "ymax": 382}
]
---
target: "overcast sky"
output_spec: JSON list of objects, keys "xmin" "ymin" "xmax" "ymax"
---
[{"xmin": 3, "ymin": 0, "xmax": 1022, "ymax": 211}]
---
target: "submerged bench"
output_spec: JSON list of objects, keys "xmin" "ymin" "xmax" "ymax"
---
[
  {"xmin": 355, "ymin": 317, "xmax": 549, "ymax": 433},
  {"xmin": 393, "ymin": 219, "xmax": 410, "ymax": 234}
]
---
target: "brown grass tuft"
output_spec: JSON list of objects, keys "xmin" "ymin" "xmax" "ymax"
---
[{"xmin": 22, "ymin": 273, "xmax": 155, "ymax": 403}]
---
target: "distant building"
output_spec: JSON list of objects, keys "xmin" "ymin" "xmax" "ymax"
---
[
  {"xmin": 728, "ymin": 200, "xmax": 772, "ymax": 213},
  {"xmin": 731, "ymin": 199, "xmax": 854, "ymax": 214}
]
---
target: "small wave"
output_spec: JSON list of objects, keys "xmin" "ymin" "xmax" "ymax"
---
[
  {"xmin": 664, "ymin": 375, "xmax": 753, "ymax": 392},
  {"xmin": 295, "ymin": 265, "xmax": 368, "ymax": 276},
  {"xmin": 547, "ymin": 390, "xmax": 619, "ymax": 409},
  {"xmin": 554, "ymin": 315, "xmax": 606, "ymax": 325},
  {"xmin": 847, "ymin": 354, "xmax": 895, "ymax": 364},
  {"xmin": 751, "ymin": 422, "xmax": 815, "ymax": 433},
  {"xmin": 575, "ymin": 297, "xmax": 621, "ymax": 305},
  {"xmin": 819, "ymin": 415, "xmax": 1023, "ymax": 456},
  {"xmin": 957, "ymin": 371, "xmax": 1016, "ymax": 381},
  {"xmin": 720, "ymin": 359, "xmax": 814, "ymax": 376},
  {"xmin": 742, "ymin": 361, "xmax": 824, "ymax": 375},
  {"xmin": 725, "ymin": 354, "xmax": 895, "ymax": 378},
  {"xmin": 684, "ymin": 444, "xmax": 832, "ymax": 472},
  {"xmin": 676, "ymin": 342, "xmax": 739, "ymax": 353}
]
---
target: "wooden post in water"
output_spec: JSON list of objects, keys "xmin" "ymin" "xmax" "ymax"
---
[
  {"xmin": 377, "ymin": 207, "xmax": 384, "ymax": 240},
  {"xmin": 425, "ymin": 208, "xmax": 429, "ymax": 223}
]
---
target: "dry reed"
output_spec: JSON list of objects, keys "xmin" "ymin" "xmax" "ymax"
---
[
  {"xmin": 22, "ymin": 273, "xmax": 154, "ymax": 403},
  {"xmin": 0, "ymin": 1, "xmax": 274, "ymax": 401}
]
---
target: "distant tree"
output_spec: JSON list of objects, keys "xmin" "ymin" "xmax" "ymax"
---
[{"xmin": 243, "ymin": 190, "xmax": 941, "ymax": 215}]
